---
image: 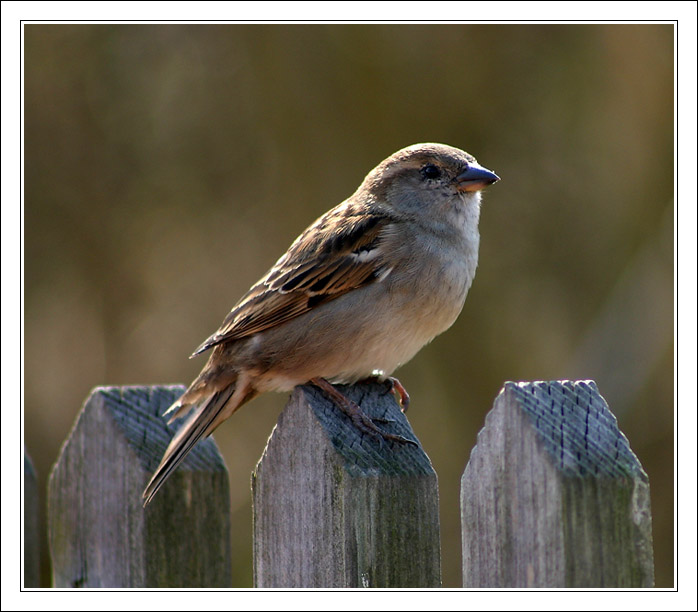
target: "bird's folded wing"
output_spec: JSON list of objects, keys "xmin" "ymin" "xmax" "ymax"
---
[{"xmin": 192, "ymin": 209, "xmax": 396, "ymax": 355}]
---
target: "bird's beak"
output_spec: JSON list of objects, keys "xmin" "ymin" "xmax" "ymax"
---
[{"xmin": 455, "ymin": 163, "xmax": 500, "ymax": 192}]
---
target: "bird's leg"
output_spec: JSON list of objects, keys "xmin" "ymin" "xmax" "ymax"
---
[
  {"xmin": 383, "ymin": 376, "xmax": 410, "ymax": 413},
  {"xmin": 359, "ymin": 374, "xmax": 411, "ymax": 413},
  {"xmin": 310, "ymin": 377, "xmax": 417, "ymax": 446}
]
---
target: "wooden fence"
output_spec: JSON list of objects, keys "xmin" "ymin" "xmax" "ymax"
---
[{"xmin": 25, "ymin": 379, "xmax": 655, "ymax": 588}]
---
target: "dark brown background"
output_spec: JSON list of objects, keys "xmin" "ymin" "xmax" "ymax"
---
[{"xmin": 24, "ymin": 24, "xmax": 674, "ymax": 587}]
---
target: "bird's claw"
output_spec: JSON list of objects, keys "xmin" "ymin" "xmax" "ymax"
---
[{"xmin": 311, "ymin": 377, "xmax": 417, "ymax": 447}]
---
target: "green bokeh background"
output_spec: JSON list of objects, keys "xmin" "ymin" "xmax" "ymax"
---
[{"xmin": 24, "ymin": 23, "xmax": 674, "ymax": 588}]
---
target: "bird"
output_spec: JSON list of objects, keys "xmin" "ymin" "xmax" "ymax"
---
[{"xmin": 142, "ymin": 142, "xmax": 499, "ymax": 506}]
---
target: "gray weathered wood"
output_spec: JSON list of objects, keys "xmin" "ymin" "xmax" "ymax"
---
[
  {"xmin": 252, "ymin": 382, "xmax": 441, "ymax": 588},
  {"xmin": 461, "ymin": 380, "xmax": 654, "ymax": 588},
  {"xmin": 24, "ymin": 449, "xmax": 40, "ymax": 587},
  {"xmin": 48, "ymin": 385, "xmax": 231, "ymax": 588}
]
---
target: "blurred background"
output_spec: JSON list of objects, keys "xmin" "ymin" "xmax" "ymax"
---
[{"xmin": 24, "ymin": 24, "xmax": 674, "ymax": 588}]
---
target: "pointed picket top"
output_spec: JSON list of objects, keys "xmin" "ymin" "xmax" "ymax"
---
[
  {"xmin": 461, "ymin": 380, "xmax": 654, "ymax": 588},
  {"xmin": 253, "ymin": 381, "xmax": 441, "ymax": 588},
  {"xmin": 49, "ymin": 385, "xmax": 231, "ymax": 588}
]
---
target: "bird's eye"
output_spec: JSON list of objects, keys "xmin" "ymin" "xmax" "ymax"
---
[{"xmin": 421, "ymin": 164, "xmax": 441, "ymax": 180}]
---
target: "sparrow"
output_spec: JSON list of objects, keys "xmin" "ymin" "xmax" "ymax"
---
[{"xmin": 142, "ymin": 143, "xmax": 499, "ymax": 506}]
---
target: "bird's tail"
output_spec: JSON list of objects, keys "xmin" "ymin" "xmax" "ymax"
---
[{"xmin": 142, "ymin": 384, "xmax": 237, "ymax": 507}]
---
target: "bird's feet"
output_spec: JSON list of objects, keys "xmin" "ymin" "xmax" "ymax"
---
[
  {"xmin": 310, "ymin": 377, "xmax": 417, "ymax": 446},
  {"xmin": 359, "ymin": 374, "xmax": 410, "ymax": 413}
]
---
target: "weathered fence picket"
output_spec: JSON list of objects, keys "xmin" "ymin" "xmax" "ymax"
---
[
  {"xmin": 252, "ymin": 382, "xmax": 441, "ymax": 588},
  {"xmin": 47, "ymin": 385, "xmax": 231, "ymax": 588},
  {"xmin": 460, "ymin": 380, "xmax": 654, "ymax": 588},
  {"xmin": 35, "ymin": 379, "xmax": 654, "ymax": 588}
]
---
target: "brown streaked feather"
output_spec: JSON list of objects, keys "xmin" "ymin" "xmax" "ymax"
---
[
  {"xmin": 192, "ymin": 207, "xmax": 396, "ymax": 356},
  {"xmin": 142, "ymin": 385, "xmax": 236, "ymax": 506}
]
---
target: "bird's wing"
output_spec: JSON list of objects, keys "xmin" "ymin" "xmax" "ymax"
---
[{"xmin": 192, "ymin": 207, "xmax": 397, "ymax": 356}]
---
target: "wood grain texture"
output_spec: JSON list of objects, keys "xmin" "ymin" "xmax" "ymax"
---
[
  {"xmin": 48, "ymin": 385, "xmax": 231, "ymax": 588},
  {"xmin": 252, "ymin": 382, "xmax": 441, "ymax": 588},
  {"xmin": 24, "ymin": 449, "xmax": 40, "ymax": 587},
  {"xmin": 461, "ymin": 380, "xmax": 654, "ymax": 588}
]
